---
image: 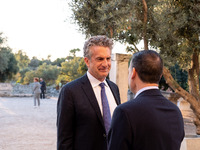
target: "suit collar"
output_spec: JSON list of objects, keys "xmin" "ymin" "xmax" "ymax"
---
[
  {"xmin": 81, "ymin": 74, "xmax": 105, "ymax": 129},
  {"xmin": 86, "ymin": 71, "xmax": 108, "ymax": 88},
  {"xmin": 135, "ymin": 89, "xmax": 161, "ymax": 99},
  {"xmin": 135, "ymin": 86, "xmax": 159, "ymax": 98}
]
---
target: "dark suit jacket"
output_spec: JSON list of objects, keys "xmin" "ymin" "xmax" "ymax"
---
[
  {"xmin": 108, "ymin": 89, "xmax": 185, "ymax": 150},
  {"xmin": 57, "ymin": 74, "xmax": 121, "ymax": 150},
  {"xmin": 40, "ymin": 80, "xmax": 46, "ymax": 90}
]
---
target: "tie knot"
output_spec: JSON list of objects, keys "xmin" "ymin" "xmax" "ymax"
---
[{"xmin": 99, "ymin": 82, "xmax": 105, "ymax": 88}]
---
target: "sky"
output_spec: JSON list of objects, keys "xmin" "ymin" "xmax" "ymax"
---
[{"xmin": 0, "ymin": 0, "xmax": 128, "ymax": 61}]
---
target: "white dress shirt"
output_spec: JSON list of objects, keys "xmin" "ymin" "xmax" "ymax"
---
[
  {"xmin": 134, "ymin": 86, "xmax": 159, "ymax": 99},
  {"xmin": 87, "ymin": 71, "xmax": 117, "ymax": 117}
]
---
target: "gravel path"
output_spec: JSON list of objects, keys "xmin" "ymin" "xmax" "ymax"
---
[{"xmin": 0, "ymin": 97, "xmax": 57, "ymax": 150}]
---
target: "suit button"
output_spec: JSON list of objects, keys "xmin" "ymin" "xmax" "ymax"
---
[{"xmin": 103, "ymin": 134, "xmax": 106, "ymax": 138}]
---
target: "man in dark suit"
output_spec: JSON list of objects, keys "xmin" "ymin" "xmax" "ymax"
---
[
  {"xmin": 57, "ymin": 35, "xmax": 121, "ymax": 150},
  {"xmin": 40, "ymin": 78, "xmax": 46, "ymax": 99},
  {"xmin": 108, "ymin": 50, "xmax": 185, "ymax": 150}
]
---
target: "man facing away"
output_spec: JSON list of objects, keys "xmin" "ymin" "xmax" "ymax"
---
[
  {"xmin": 57, "ymin": 35, "xmax": 121, "ymax": 150},
  {"xmin": 108, "ymin": 50, "xmax": 185, "ymax": 150}
]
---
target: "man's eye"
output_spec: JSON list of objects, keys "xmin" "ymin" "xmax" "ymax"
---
[
  {"xmin": 97, "ymin": 58, "xmax": 104, "ymax": 61},
  {"xmin": 107, "ymin": 58, "xmax": 111, "ymax": 61}
]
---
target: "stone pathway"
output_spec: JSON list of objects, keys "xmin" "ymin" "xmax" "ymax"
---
[
  {"xmin": 0, "ymin": 97, "xmax": 57, "ymax": 150},
  {"xmin": 179, "ymin": 99, "xmax": 196, "ymax": 136}
]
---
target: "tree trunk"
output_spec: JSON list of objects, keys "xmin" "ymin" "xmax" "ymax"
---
[
  {"xmin": 142, "ymin": 0, "xmax": 149, "ymax": 50},
  {"xmin": 188, "ymin": 49, "xmax": 200, "ymax": 134},
  {"xmin": 109, "ymin": 27, "xmax": 113, "ymax": 38},
  {"xmin": 141, "ymin": 0, "xmax": 200, "ymax": 134},
  {"xmin": 163, "ymin": 65, "xmax": 200, "ymax": 135},
  {"xmin": 188, "ymin": 50, "xmax": 200, "ymax": 100}
]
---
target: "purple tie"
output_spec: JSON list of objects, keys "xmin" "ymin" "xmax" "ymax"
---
[{"xmin": 99, "ymin": 82, "xmax": 111, "ymax": 134}]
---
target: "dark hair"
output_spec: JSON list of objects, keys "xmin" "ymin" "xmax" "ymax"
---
[
  {"xmin": 130, "ymin": 50, "xmax": 163, "ymax": 83},
  {"xmin": 83, "ymin": 35, "xmax": 113, "ymax": 59}
]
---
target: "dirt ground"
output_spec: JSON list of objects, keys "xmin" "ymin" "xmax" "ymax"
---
[
  {"xmin": 0, "ymin": 97, "xmax": 197, "ymax": 150},
  {"xmin": 0, "ymin": 97, "xmax": 57, "ymax": 150}
]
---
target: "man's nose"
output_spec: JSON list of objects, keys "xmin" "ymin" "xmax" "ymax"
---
[{"xmin": 102, "ymin": 59, "xmax": 108, "ymax": 66}]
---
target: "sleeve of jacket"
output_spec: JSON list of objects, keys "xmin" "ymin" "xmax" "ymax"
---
[
  {"xmin": 57, "ymin": 85, "xmax": 75, "ymax": 150},
  {"xmin": 108, "ymin": 106, "xmax": 132, "ymax": 150}
]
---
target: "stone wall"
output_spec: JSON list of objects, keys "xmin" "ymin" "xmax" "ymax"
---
[
  {"xmin": 12, "ymin": 83, "xmax": 33, "ymax": 96},
  {"xmin": 0, "ymin": 83, "xmax": 59, "ymax": 98},
  {"xmin": 0, "ymin": 83, "xmax": 13, "ymax": 96}
]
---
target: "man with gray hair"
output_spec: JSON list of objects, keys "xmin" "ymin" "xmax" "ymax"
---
[{"xmin": 57, "ymin": 35, "xmax": 121, "ymax": 150}]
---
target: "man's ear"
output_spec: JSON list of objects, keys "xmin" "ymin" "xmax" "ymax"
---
[
  {"xmin": 131, "ymin": 68, "xmax": 136, "ymax": 79},
  {"xmin": 84, "ymin": 57, "xmax": 89, "ymax": 67}
]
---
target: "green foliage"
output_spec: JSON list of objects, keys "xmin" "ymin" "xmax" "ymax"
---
[
  {"xmin": 61, "ymin": 57, "xmax": 86, "ymax": 82},
  {"xmin": 37, "ymin": 63, "xmax": 60, "ymax": 85},
  {"xmin": 0, "ymin": 33, "xmax": 19, "ymax": 82},
  {"xmin": 70, "ymin": 0, "xmax": 159, "ymax": 43},
  {"xmin": 0, "ymin": 32, "xmax": 86, "ymax": 85},
  {"xmin": 0, "ymin": 33, "xmax": 9, "ymax": 73},
  {"xmin": 16, "ymin": 68, "xmax": 31, "ymax": 83},
  {"xmin": 77, "ymin": 58, "xmax": 87, "ymax": 75},
  {"xmin": 69, "ymin": 48, "xmax": 80, "ymax": 57},
  {"xmin": 41, "ymin": 55, "xmax": 52, "ymax": 65},
  {"xmin": 23, "ymin": 63, "xmax": 60, "ymax": 85},
  {"xmin": 0, "ymin": 47, "xmax": 9, "ymax": 73},
  {"xmin": 23, "ymin": 70, "xmax": 36, "ymax": 84},
  {"xmin": 14, "ymin": 50, "xmax": 31, "ymax": 83},
  {"xmin": 15, "ymin": 50, "xmax": 30, "ymax": 70},
  {"xmin": 159, "ymin": 64, "xmax": 188, "ymax": 91},
  {"xmin": 70, "ymin": 0, "xmax": 132, "ymax": 38},
  {"xmin": 70, "ymin": 0, "xmax": 200, "ymax": 91},
  {"xmin": 55, "ymin": 48, "xmax": 87, "ymax": 84},
  {"xmin": 28, "ymin": 56, "xmax": 42, "ymax": 70},
  {"xmin": 153, "ymin": 0, "xmax": 200, "ymax": 69},
  {"xmin": 57, "ymin": 48, "xmax": 87, "ymax": 84},
  {"xmin": 52, "ymin": 57, "xmax": 66, "ymax": 67},
  {"xmin": 15, "ymin": 47, "xmax": 86, "ymax": 86},
  {"xmin": 170, "ymin": 64, "xmax": 188, "ymax": 90},
  {"xmin": 56, "ymin": 74, "xmax": 69, "ymax": 86},
  {"xmin": 70, "ymin": 0, "xmax": 200, "ymax": 68}
]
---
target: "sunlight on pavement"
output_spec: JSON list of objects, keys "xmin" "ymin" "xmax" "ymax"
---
[{"xmin": 0, "ymin": 101, "xmax": 17, "ymax": 116}]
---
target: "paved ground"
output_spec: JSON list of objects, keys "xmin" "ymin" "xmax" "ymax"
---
[
  {"xmin": 179, "ymin": 100, "xmax": 196, "ymax": 136},
  {"xmin": 0, "ymin": 97, "xmax": 197, "ymax": 150},
  {"xmin": 0, "ymin": 97, "xmax": 57, "ymax": 150}
]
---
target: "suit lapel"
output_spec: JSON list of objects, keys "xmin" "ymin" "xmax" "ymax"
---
[
  {"xmin": 106, "ymin": 79, "xmax": 121, "ymax": 105},
  {"xmin": 81, "ymin": 74, "xmax": 105, "ymax": 128}
]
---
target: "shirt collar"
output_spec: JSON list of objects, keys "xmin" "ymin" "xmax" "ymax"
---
[
  {"xmin": 87, "ymin": 71, "xmax": 108, "ymax": 88},
  {"xmin": 134, "ymin": 86, "xmax": 159, "ymax": 99}
]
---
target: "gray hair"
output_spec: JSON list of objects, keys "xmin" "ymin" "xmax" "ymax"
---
[{"xmin": 83, "ymin": 35, "xmax": 113, "ymax": 59}]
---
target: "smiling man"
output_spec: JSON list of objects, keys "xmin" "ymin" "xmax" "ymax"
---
[{"xmin": 57, "ymin": 35, "xmax": 121, "ymax": 150}]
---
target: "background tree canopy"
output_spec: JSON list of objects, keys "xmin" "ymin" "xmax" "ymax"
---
[
  {"xmin": 14, "ymin": 48, "xmax": 87, "ymax": 86},
  {"xmin": 0, "ymin": 33, "xmax": 19, "ymax": 82},
  {"xmin": 70, "ymin": 0, "xmax": 200, "ymax": 134},
  {"xmin": 0, "ymin": 32, "xmax": 87, "ymax": 86}
]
